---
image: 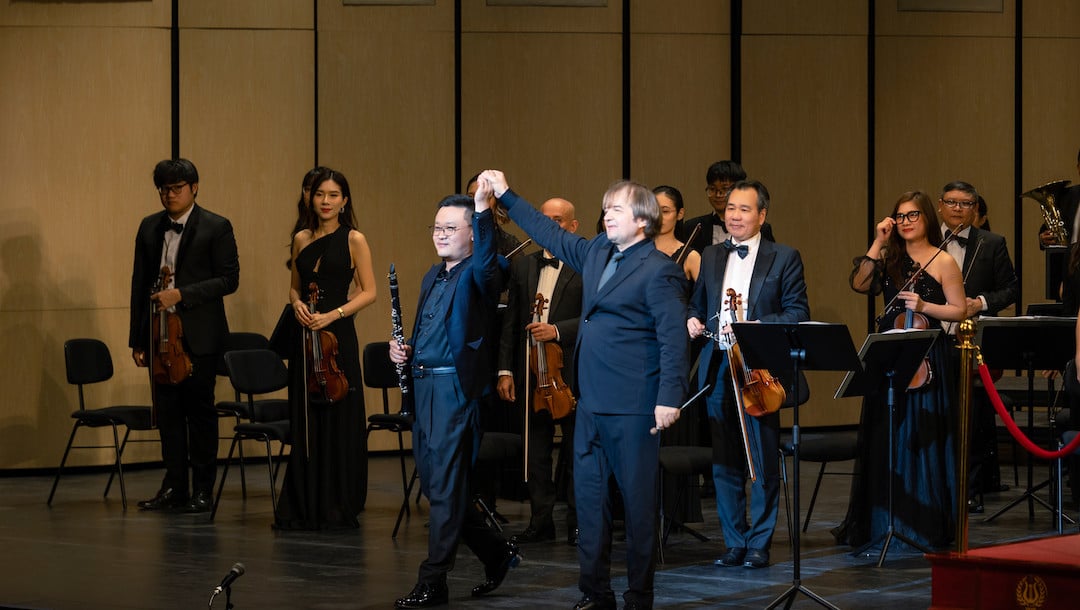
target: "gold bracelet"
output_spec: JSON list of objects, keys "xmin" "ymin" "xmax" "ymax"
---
[{"xmin": 337, "ymin": 307, "xmax": 345, "ymax": 319}]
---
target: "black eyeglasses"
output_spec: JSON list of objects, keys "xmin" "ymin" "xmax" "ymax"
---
[
  {"xmin": 893, "ymin": 210, "xmax": 922, "ymax": 224},
  {"xmin": 706, "ymin": 185, "xmax": 734, "ymax": 197},
  {"xmin": 157, "ymin": 183, "xmax": 188, "ymax": 196},
  {"xmin": 940, "ymin": 198, "xmax": 976, "ymax": 209}
]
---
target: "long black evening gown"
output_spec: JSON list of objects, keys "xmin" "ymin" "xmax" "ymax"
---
[
  {"xmin": 834, "ymin": 255, "xmax": 957, "ymax": 551},
  {"xmin": 275, "ymin": 225, "xmax": 368, "ymax": 529}
]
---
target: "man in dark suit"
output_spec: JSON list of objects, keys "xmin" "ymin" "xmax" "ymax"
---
[
  {"xmin": 390, "ymin": 193, "xmax": 518, "ymax": 609},
  {"xmin": 938, "ymin": 181, "xmax": 1018, "ymax": 509},
  {"xmin": 683, "ymin": 160, "xmax": 774, "ymax": 254},
  {"xmin": 496, "ymin": 197, "xmax": 583, "ymax": 547},
  {"xmin": 128, "ymin": 158, "xmax": 239, "ymax": 513},
  {"xmin": 482, "ymin": 170, "xmax": 689, "ymax": 610},
  {"xmin": 687, "ymin": 179, "xmax": 809, "ymax": 570}
]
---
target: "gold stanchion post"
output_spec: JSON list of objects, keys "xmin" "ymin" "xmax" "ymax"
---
[{"xmin": 955, "ymin": 318, "xmax": 977, "ymax": 554}]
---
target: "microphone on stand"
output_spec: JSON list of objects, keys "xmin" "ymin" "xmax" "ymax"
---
[{"xmin": 209, "ymin": 562, "xmax": 245, "ymax": 608}]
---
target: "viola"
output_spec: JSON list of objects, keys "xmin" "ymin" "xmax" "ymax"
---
[
  {"xmin": 304, "ymin": 281, "xmax": 349, "ymax": 403},
  {"xmin": 725, "ymin": 289, "xmax": 786, "ymax": 417},
  {"xmin": 151, "ymin": 266, "xmax": 193, "ymax": 386},
  {"xmin": 528, "ymin": 294, "xmax": 576, "ymax": 420}
]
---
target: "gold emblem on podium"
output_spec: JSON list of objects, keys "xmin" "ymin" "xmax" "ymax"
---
[{"xmin": 1015, "ymin": 574, "xmax": 1047, "ymax": 609}]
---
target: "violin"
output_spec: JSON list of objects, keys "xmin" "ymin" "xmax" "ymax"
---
[
  {"xmin": 304, "ymin": 281, "xmax": 349, "ymax": 403},
  {"xmin": 151, "ymin": 266, "xmax": 193, "ymax": 386},
  {"xmin": 528, "ymin": 293, "xmax": 576, "ymax": 420},
  {"xmin": 884, "ymin": 262, "xmax": 934, "ymax": 391},
  {"xmin": 724, "ymin": 289, "xmax": 786, "ymax": 417}
]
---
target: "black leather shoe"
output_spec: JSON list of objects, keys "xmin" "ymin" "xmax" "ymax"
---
[
  {"xmin": 743, "ymin": 548, "xmax": 770, "ymax": 569},
  {"xmin": 137, "ymin": 487, "xmax": 189, "ymax": 511},
  {"xmin": 572, "ymin": 592, "xmax": 617, "ymax": 609},
  {"xmin": 184, "ymin": 490, "xmax": 213, "ymax": 513},
  {"xmin": 471, "ymin": 543, "xmax": 521, "ymax": 597},
  {"xmin": 567, "ymin": 527, "xmax": 579, "ymax": 546},
  {"xmin": 511, "ymin": 522, "xmax": 555, "ymax": 544},
  {"xmin": 967, "ymin": 498, "xmax": 985, "ymax": 514},
  {"xmin": 714, "ymin": 547, "xmax": 746, "ymax": 567},
  {"xmin": 395, "ymin": 582, "xmax": 449, "ymax": 609}
]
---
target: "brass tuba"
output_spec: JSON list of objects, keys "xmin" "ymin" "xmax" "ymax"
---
[{"xmin": 1020, "ymin": 179, "xmax": 1071, "ymax": 246}]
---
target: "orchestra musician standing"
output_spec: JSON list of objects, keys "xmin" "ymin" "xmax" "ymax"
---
[
  {"xmin": 686, "ymin": 180, "xmax": 809, "ymax": 570},
  {"xmin": 483, "ymin": 170, "xmax": 689, "ymax": 610},
  {"xmin": 683, "ymin": 161, "xmax": 774, "ymax": 254},
  {"xmin": 390, "ymin": 191, "xmax": 518, "ymax": 609},
  {"xmin": 496, "ymin": 198, "xmax": 584, "ymax": 547},
  {"xmin": 129, "ymin": 158, "xmax": 239, "ymax": 513}
]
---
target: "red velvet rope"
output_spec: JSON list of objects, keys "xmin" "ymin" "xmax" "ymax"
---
[{"xmin": 978, "ymin": 362, "xmax": 1080, "ymax": 460}]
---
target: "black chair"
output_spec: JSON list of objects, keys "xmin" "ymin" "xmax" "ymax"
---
[
  {"xmin": 210, "ymin": 349, "xmax": 291, "ymax": 522},
  {"xmin": 656, "ymin": 446, "xmax": 712, "ymax": 563},
  {"xmin": 779, "ymin": 428, "xmax": 859, "ymax": 536},
  {"xmin": 48, "ymin": 338, "xmax": 157, "ymax": 510},
  {"xmin": 362, "ymin": 342, "xmax": 419, "ymax": 538},
  {"xmin": 214, "ymin": 332, "xmax": 271, "ymax": 497}
]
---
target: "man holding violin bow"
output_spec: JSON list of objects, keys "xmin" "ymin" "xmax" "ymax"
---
[
  {"xmin": 496, "ymin": 197, "xmax": 583, "ymax": 547},
  {"xmin": 128, "ymin": 158, "xmax": 240, "ymax": 513},
  {"xmin": 687, "ymin": 179, "xmax": 809, "ymax": 570}
]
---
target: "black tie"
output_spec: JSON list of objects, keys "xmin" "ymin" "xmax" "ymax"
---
[
  {"xmin": 537, "ymin": 256, "xmax": 560, "ymax": 269},
  {"xmin": 722, "ymin": 239, "xmax": 749, "ymax": 259},
  {"xmin": 169, "ymin": 221, "xmax": 184, "ymax": 234},
  {"xmin": 944, "ymin": 230, "xmax": 968, "ymax": 248}
]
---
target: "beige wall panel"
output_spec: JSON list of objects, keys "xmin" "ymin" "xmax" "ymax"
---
[
  {"xmin": 179, "ymin": 28, "xmax": 314, "ymax": 343},
  {"xmin": 318, "ymin": 0, "xmax": 451, "ymax": 32},
  {"xmin": 1023, "ymin": 0, "xmax": 1080, "ymax": 39},
  {"xmin": 629, "ymin": 33, "xmax": 730, "ymax": 214},
  {"xmin": 461, "ymin": 33, "xmax": 622, "ymax": 227},
  {"xmin": 742, "ymin": 35, "xmax": 868, "ymax": 426},
  {"xmin": 463, "ymin": 0, "xmax": 620, "ymax": 34},
  {"xmin": 319, "ymin": 27, "xmax": 454, "ymax": 450},
  {"xmin": 1020, "ymin": 37, "xmax": 1080, "ymax": 307},
  {"xmin": 181, "ymin": 0, "xmax": 312, "ymax": 29},
  {"xmin": 875, "ymin": 0, "xmax": 1015, "ymax": 38},
  {"xmin": 630, "ymin": 0, "xmax": 728, "ymax": 34},
  {"xmin": 745, "ymin": 0, "xmax": 867, "ymax": 35},
  {"xmin": 0, "ymin": 0, "xmax": 169, "ymax": 27}
]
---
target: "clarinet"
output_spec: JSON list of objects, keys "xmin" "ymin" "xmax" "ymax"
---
[{"xmin": 388, "ymin": 264, "xmax": 413, "ymax": 416}]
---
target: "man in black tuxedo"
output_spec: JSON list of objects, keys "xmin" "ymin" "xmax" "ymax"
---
[
  {"xmin": 683, "ymin": 160, "xmax": 774, "ymax": 254},
  {"xmin": 390, "ymin": 193, "xmax": 518, "ymax": 609},
  {"xmin": 483, "ymin": 170, "xmax": 689, "ymax": 610},
  {"xmin": 938, "ymin": 181, "xmax": 1018, "ymax": 509},
  {"xmin": 687, "ymin": 179, "xmax": 809, "ymax": 570},
  {"xmin": 496, "ymin": 197, "xmax": 583, "ymax": 547},
  {"xmin": 129, "ymin": 159, "xmax": 239, "ymax": 513}
]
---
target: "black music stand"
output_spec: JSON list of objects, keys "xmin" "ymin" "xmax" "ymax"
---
[
  {"xmin": 977, "ymin": 317, "xmax": 1076, "ymax": 526},
  {"xmin": 836, "ymin": 328, "xmax": 940, "ymax": 567},
  {"xmin": 733, "ymin": 322, "xmax": 860, "ymax": 610}
]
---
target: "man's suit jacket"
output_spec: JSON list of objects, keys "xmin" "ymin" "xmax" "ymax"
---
[
  {"xmin": 500, "ymin": 189, "xmax": 689, "ymax": 415},
  {"xmin": 953, "ymin": 226, "xmax": 1017, "ymax": 316},
  {"xmin": 684, "ymin": 212, "xmax": 775, "ymax": 254},
  {"xmin": 410, "ymin": 208, "xmax": 505, "ymax": 400},
  {"xmin": 498, "ymin": 251, "xmax": 583, "ymax": 388},
  {"xmin": 688, "ymin": 238, "xmax": 810, "ymax": 415},
  {"xmin": 129, "ymin": 204, "xmax": 239, "ymax": 357}
]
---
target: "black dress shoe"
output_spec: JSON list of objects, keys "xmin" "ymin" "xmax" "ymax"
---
[
  {"xmin": 184, "ymin": 490, "xmax": 212, "ymax": 513},
  {"xmin": 967, "ymin": 498, "xmax": 985, "ymax": 514},
  {"xmin": 572, "ymin": 592, "xmax": 617, "ymax": 610},
  {"xmin": 713, "ymin": 547, "xmax": 746, "ymax": 567},
  {"xmin": 395, "ymin": 582, "xmax": 449, "ymax": 609},
  {"xmin": 511, "ymin": 522, "xmax": 555, "ymax": 544},
  {"xmin": 567, "ymin": 527, "xmax": 579, "ymax": 546},
  {"xmin": 471, "ymin": 543, "xmax": 521, "ymax": 597},
  {"xmin": 137, "ymin": 487, "xmax": 189, "ymax": 511},
  {"xmin": 743, "ymin": 548, "xmax": 770, "ymax": 569}
]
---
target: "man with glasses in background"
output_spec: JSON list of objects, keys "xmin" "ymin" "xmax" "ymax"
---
[
  {"xmin": 685, "ymin": 160, "xmax": 774, "ymax": 254},
  {"xmin": 937, "ymin": 180, "xmax": 1018, "ymax": 513}
]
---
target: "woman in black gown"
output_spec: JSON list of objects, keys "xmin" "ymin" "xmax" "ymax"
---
[
  {"xmin": 276, "ymin": 168, "xmax": 377, "ymax": 529},
  {"xmin": 835, "ymin": 191, "xmax": 967, "ymax": 551}
]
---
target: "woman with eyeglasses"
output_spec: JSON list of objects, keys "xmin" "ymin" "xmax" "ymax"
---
[{"xmin": 834, "ymin": 191, "xmax": 966, "ymax": 554}]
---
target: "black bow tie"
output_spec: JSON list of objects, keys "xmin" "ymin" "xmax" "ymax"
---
[
  {"xmin": 537, "ymin": 256, "xmax": 560, "ymax": 269},
  {"xmin": 722, "ymin": 239, "xmax": 749, "ymax": 259},
  {"xmin": 944, "ymin": 230, "xmax": 968, "ymax": 248},
  {"xmin": 168, "ymin": 221, "xmax": 184, "ymax": 234}
]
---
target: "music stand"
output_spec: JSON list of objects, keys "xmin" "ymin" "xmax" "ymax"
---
[
  {"xmin": 976, "ymin": 317, "xmax": 1076, "ymax": 525},
  {"xmin": 732, "ymin": 322, "xmax": 861, "ymax": 610},
  {"xmin": 835, "ymin": 328, "xmax": 940, "ymax": 567}
]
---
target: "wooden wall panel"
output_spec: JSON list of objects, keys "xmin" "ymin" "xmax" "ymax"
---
[
  {"xmin": 0, "ymin": 0, "xmax": 169, "ymax": 27},
  {"xmin": 742, "ymin": 34, "xmax": 868, "ymax": 426},
  {"xmin": 181, "ymin": 0, "xmax": 312, "ymax": 29},
  {"xmin": 464, "ymin": 0, "xmax": 620, "ymax": 34},
  {"xmin": 875, "ymin": 0, "xmax": 1016, "ymax": 37},
  {"xmin": 745, "ymin": 0, "xmax": 866, "ymax": 35},
  {"xmin": 630, "ymin": 0, "xmax": 728, "ymax": 34}
]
